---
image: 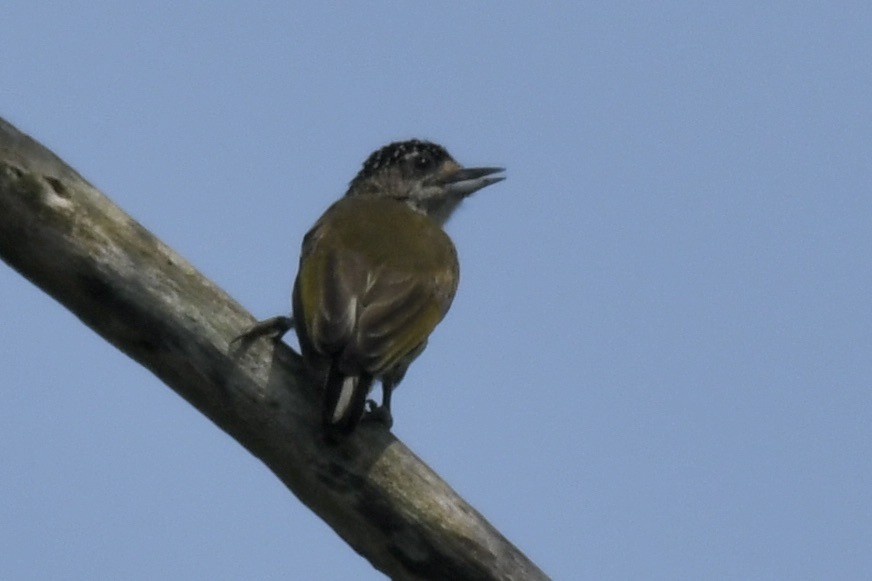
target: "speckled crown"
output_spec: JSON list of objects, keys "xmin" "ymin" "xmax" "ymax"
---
[{"xmin": 348, "ymin": 140, "xmax": 452, "ymax": 191}]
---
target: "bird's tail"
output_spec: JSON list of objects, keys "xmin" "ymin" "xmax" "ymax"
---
[{"xmin": 322, "ymin": 364, "xmax": 372, "ymax": 440}]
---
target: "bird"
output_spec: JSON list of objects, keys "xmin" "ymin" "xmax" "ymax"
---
[{"xmin": 242, "ymin": 140, "xmax": 504, "ymax": 440}]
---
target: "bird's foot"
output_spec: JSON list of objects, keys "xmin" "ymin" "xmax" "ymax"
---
[
  {"xmin": 230, "ymin": 316, "xmax": 294, "ymax": 350},
  {"xmin": 363, "ymin": 400, "xmax": 394, "ymax": 429}
]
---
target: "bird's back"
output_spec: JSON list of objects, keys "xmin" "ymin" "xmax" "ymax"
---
[{"xmin": 293, "ymin": 196, "xmax": 459, "ymax": 378}]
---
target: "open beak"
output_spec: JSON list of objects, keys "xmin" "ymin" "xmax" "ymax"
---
[{"xmin": 443, "ymin": 166, "xmax": 506, "ymax": 197}]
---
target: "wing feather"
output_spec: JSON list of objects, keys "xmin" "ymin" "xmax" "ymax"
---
[{"xmin": 295, "ymin": 197, "xmax": 459, "ymax": 378}]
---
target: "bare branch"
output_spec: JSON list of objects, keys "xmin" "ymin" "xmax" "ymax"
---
[{"xmin": 0, "ymin": 118, "xmax": 547, "ymax": 580}]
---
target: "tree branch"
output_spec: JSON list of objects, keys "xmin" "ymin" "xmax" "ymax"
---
[{"xmin": 0, "ymin": 117, "xmax": 547, "ymax": 580}]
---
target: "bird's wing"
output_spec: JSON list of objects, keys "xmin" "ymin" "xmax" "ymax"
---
[
  {"xmin": 298, "ymin": 244, "xmax": 457, "ymax": 376},
  {"xmin": 345, "ymin": 264, "xmax": 456, "ymax": 374},
  {"xmin": 295, "ymin": 198, "xmax": 459, "ymax": 376},
  {"xmin": 296, "ymin": 239, "xmax": 363, "ymax": 355}
]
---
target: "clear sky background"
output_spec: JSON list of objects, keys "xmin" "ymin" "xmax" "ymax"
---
[{"xmin": 1, "ymin": 3, "xmax": 870, "ymax": 579}]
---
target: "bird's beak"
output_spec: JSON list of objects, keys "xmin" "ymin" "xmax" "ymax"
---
[{"xmin": 442, "ymin": 166, "xmax": 506, "ymax": 197}]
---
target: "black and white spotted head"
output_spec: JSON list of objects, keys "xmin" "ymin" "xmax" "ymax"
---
[{"xmin": 345, "ymin": 139, "xmax": 504, "ymax": 224}]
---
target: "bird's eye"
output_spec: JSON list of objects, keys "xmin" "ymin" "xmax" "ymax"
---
[{"xmin": 414, "ymin": 155, "xmax": 432, "ymax": 170}]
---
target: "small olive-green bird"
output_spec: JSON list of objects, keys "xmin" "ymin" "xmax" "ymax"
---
[{"xmin": 293, "ymin": 139, "xmax": 504, "ymax": 439}]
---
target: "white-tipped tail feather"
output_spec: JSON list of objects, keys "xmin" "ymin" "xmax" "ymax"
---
[
  {"xmin": 331, "ymin": 376, "xmax": 358, "ymax": 424},
  {"xmin": 322, "ymin": 366, "xmax": 373, "ymax": 439}
]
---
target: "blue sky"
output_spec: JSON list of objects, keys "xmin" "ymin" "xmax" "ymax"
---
[{"xmin": 2, "ymin": 3, "xmax": 870, "ymax": 579}]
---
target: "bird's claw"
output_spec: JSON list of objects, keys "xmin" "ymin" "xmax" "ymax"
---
[
  {"xmin": 230, "ymin": 316, "xmax": 294, "ymax": 350},
  {"xmin": 363, "ymin": 401, "xmax": 394, "ymax": 429}
]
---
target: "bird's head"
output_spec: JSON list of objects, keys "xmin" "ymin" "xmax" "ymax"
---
[{"xmin": 345, "ymin": 139, "xmax": 504, "ymax": 224}]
